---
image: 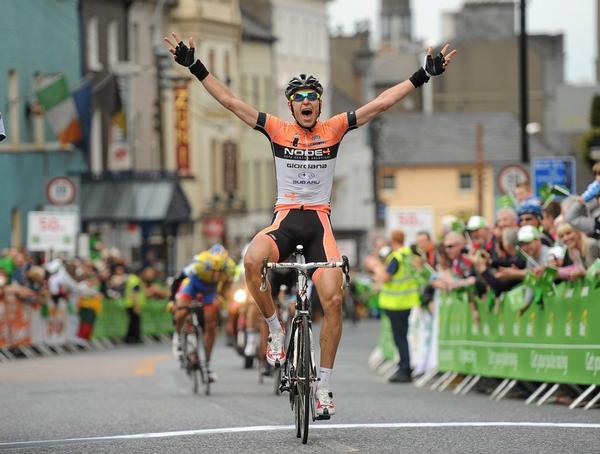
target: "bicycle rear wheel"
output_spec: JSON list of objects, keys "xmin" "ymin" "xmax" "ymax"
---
[{"xmin": 292, "ymin": 319, "xmax": 304, "ymax": 439}]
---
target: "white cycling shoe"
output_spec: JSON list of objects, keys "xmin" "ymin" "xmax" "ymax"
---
[
  {"xmin": 315, "ymin": 388, "xmax": 335, "ymax": 417},
  {"xmin": 172, "ymin": 333, "xmax": 182, "ymax": 359},
  {"xmin": 266, "ymin": 329, "xmax": 286, "ymax": 367}
]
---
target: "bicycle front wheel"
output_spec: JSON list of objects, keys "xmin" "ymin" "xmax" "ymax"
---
[
  {"xmin": 273, "ymin": 365, "xmax": 282, "ymax": 395},
  {"xmin": 300, "ymin": 315, "xmax": 311, "ymax": 444},
  {"xmin": 191, "ymin": 329, "xmax": 202, "ymax": 395},
  {"xmin": 196, "ymin": 326, "xmax": 210, "ymax": 396}
]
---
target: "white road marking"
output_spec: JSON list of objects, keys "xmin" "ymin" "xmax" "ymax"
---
[{"xmin": 2, "ymin": 422, "xmax": 600, "ymax": 449}]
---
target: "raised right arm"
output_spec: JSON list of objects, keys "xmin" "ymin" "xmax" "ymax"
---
[
  {"xmin": 192, "ymin": 64, "xmax": 259, "ymax": 127},
  {"xmin": 165, "ymin": 33, "xmax": 259, "ymax": 128}
]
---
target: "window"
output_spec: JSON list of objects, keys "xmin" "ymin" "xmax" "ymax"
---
[
  {"xmin": 11, "ymin": 208, "xmax": 21, "ymax": 247},
  {"xmin": 132, "ymin": 22, "xmax": 139, "ymax": 64},
  {"xmin": 107, "ymin": 20, "xmax": 119, "ymax": 67},
  {"xmin": 245, "ymin": 163, "xmax": 252, "ymax": 209},
  {"xmin": 7, "ymin": 69, "xmax": 19, "ymax": 144},
  {"xmin": 87, "ymin": 17, "xmax": 102, "ymax": 71},
  {"xmin": 211, "ymin": 139, "xmax": 220, "ymax": 193},
  {"xmin": 224, "ymin": 51, "xmax": 231, "ymax": 86},
  {"xmin": 241, "ymin": 74, "xmax": 247, "ymax": 101},
  {"xmin": 263, "ymin": 76, "xmax": 271, "ymax": 110},
  {"xmin": 208, "ymin": 49, "xmax": 215, "ymax": 75},
  {"xmin": 264, "ymin": 160, "xmax": 274, "ymax": 207},
  {"xmin": 459, "ymin": 172, "xmax": 473, "ymax": 190},
  {"xmin": 252, "ymin": 75, "xmax": 260, "ymax": 109},
  {"xmin": 382, "ymin": 174, "xmax": 395, "ymax": 190},
  {"xmin": 90, "ymin": 109, "xmax": 103, "ymax": 174},
  {"xmin": 254, "ymin": 161, "xmax": 261, "ymax": 209}
]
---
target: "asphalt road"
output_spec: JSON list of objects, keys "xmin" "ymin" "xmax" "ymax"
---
[{"xmin": 1, "ymin": 320, "xmax": 598, "ymax": 453}]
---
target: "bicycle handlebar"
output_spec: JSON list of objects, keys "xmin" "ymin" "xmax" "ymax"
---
[
  {"xmin": 259, "ymin": 256, "xmax": 350, "ymax": 292},
  {"xmin": 267, "ymin": 261, "xmax": 344, "ymax": 271}
]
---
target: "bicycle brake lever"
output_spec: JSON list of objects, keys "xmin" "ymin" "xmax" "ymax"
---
[
  {"xmin": 259, "ymin": 257, "xmax": 268, "ymax": 292},
  {"xmin": 341, "ymin": 256, "xmax": 351, "ymax": 289}
]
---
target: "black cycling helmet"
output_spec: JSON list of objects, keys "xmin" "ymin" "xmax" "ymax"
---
[{"xmin": 285, "ymin": 74, "xmax": 323, "ymax": 99}]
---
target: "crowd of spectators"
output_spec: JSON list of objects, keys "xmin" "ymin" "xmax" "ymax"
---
[
  {"xmin": 362, "ymin": 170, "xmax": 600, "ymax": 309},
  {"xmin": 357, "ymin": 172, "xmax": 600, "ymax": 382},
  {"xmin": 0, "ymin": 247, "xmax": 162, "ymax": 300},
  {"xmin": 0, "ymin": 242, "xmax": 168, "ymax": 344}
]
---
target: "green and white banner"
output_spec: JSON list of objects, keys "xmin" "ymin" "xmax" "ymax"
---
[{"xmin": 438, "ymin": 280, "xmax": 600, "ymax": 385}]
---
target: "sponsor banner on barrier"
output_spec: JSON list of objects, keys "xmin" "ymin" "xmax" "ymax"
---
[
  {"xmin": 0, "ymin": 299, "xmax": 33, "ymax": 347},
  {"xmin": 438, "ymin": 280, "xmax": 600, "ymax": 385},
  {"xmin": 0, "ymin": 297, "xmax": 173, "ymax": 348}
]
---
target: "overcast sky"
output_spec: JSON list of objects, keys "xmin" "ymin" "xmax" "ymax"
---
[{"xmin": 327, "ymin": 0, "xmax": 596, "ymax": 84}]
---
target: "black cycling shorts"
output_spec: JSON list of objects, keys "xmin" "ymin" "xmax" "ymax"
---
[{"xmin": 256, "ymin": 209, "xmax": 340, "ymax": 281}]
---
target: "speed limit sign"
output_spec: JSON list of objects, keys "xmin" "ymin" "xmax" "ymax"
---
[
  {"xmin": 46, "ymin": 177, "xmax": 76, "ymax": 206},
  {"xmin": 497, "ymin": 165, "xmax": 529, "ymax": 194}
]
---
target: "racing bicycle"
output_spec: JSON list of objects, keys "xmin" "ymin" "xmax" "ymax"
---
[
  {"xmin": 179, "ymin": 300, "xmax": 211, "ymax": 396},
  {"xmin": 260, "ymin": 245, "xmax": 350, "ymax": 444}
]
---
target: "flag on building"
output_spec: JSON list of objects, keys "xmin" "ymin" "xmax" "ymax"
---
[
  {"xmin": 73, "ymin": 80, "xmax": 92, "ymax": 152},
  {"xmin": 0, "ymin": 112, "xmax": 5, "ymax": 142},
  {"xmin": 35, "ymin": 74, "xmax": 81, "ymax": 145},
  {"xmin": 93, "ymin": 73, "xmax": 129, "ymax": 170}
]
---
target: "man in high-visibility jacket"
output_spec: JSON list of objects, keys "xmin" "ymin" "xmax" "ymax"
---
[
  {"xmin": 124, "ymin": 269, "xmax": 147, "ymax": 344},
  {"xmin": 376, "ymin": 229, "xmax": 420, "ymax": 383}
]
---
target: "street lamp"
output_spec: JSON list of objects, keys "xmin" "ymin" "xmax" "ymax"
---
[{"xmin": 519, "ymin": 0, "xmax": 529, "ymax": 164}]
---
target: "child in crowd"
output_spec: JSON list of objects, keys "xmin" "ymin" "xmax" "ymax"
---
[{"xmin": 579, "ymin": 162, "xmax": 600, "ymax": 203}]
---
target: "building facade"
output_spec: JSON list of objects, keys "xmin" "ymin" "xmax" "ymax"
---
[
  {"xmin": 165, "ymin": 0, "xmax": 243, "ymax": 261},
  {"xmin": 435, "ymin": 1, "xmax": 565, "ymax": 149},
  {"xmin": 376, "ymin": 112, "xmax": 555, "ymax": 238},
  {"xmin": 270, "ymin": 0, "xmax": 331, "ymax": 119},
  {"xmin": 0, "ymin": 0, "xmax": 87, "ymax": 248},
  {"xmin": 227, "ymin": 10, "xmax": 277, "ymax": 248}
]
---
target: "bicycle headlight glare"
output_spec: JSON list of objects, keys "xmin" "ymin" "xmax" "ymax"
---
[{"xmin": 233, "ymin": 288, "xmax": 248, "ymax": 304}]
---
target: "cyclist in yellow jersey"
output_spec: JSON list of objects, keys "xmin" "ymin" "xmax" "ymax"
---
[
  {"xmin": 169, "ymin": 244, "xmax": 236, "ymax": 381},
  {"xmin": 165, "ymin": 32, "xmax": 456, "ymax": 416}
]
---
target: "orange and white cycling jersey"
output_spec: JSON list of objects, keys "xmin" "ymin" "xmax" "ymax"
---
[{"xmin": 254, "ymin": 111, "xmax": 357, "ymax": 213}]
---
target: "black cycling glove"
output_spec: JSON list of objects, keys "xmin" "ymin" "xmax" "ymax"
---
[
  {"xmin": 409, "ymin": 51, "xmax": 446, "ymax": 88},
  {"xmin": 174, "ymin": 41, "xmax": 210, "ymax": 81},
  {"xmin": 174, "ymin": 41, "xmax": 195, "ymax": 67},
  {"xmin": 424, "ymin": 52, "xmax": 446, "ymax": 77}
]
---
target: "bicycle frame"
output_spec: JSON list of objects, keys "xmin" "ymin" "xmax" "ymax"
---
[{"xmin": 260, "ymin": 245, "xmax": 350, "ymax": 444}]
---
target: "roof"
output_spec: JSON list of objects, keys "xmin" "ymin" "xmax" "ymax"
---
[
  {"xmin": 241, "ymin": 11, "xmax": 275, "ymax": 42},
  {"xmin": 81, "ymin": 180, "xmax": 191, "ymax": 223},
  {"xmin": 376, "ymin": 112, "xmax": 556, "ymax": 166}
]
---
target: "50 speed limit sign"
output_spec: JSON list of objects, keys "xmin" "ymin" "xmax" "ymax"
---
[{"xmin": 46, "ymin": 177, "xmax": 76, "ymax": 206}]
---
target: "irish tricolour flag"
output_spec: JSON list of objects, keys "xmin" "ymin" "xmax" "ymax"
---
[{"xmin": 35, "ymin": 74, "xmax": 81, "ymax": 145}]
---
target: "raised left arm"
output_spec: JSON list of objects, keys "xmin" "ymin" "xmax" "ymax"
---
[{"xmin": 355, "ymin": 44, "xmax": 457, "ymax": 128}]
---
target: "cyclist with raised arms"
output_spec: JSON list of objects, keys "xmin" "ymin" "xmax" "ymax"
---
[
  {"xmin": 169, "ymin": 244, "xmax": 236, "ymax": 382},
  {"xmin": 164, "ymin": 32, "xmax": 456, "ymax": 416}
]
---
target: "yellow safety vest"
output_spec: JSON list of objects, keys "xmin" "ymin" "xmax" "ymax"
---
[
  {"xmin": 379, "ymin": 247, "xmax": 420, "ymax": 311},
  {"xmin": 124, "ymin": 274, "xmax": 147, "ymax": 309}
]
